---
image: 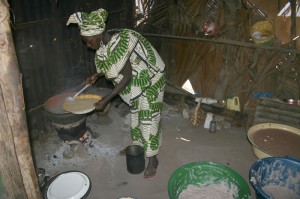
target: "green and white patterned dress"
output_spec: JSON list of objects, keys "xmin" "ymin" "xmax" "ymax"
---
[{"xmin": 95, "ymin": 29, "xmax": 166, "ymax": 157}]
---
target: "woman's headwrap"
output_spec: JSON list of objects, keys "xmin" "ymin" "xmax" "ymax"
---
[{"xmin": 67, "ymin": 8, "xmax": 108, "ymax": 36}]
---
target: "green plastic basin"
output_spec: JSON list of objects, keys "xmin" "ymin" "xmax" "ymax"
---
[{"xmin": 168, "ymin": 162, "xmax": 251, "ymax": 199}]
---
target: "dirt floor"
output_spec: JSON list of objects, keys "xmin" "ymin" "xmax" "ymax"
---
[{"xmin": 32, "ymin": 102, "xmax": 258, "ymax": 199}]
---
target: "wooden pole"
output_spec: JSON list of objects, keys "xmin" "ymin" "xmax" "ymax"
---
[
  {"xmin": 142, "ymin": 33, "xmax": 300, "ymax": 54},
  {"xmin": 0, "ymin": 1, "xmax": 41, "ymax": 199},
  {"xmin": 290, "ymin": 0, "xmax": 297, "ymax": 48}
]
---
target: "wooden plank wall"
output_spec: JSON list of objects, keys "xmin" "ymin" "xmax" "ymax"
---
[{"xmin": 0, "ymin": 0, "xmax": 41, "ymax": 198}]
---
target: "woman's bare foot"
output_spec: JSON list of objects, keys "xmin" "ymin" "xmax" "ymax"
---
[{"xmin": 144, "ymin": 155, "xmax": 159, "ymax": 178}]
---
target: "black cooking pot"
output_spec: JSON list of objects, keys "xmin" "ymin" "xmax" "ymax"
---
[{"xmin": 44, "ymin": 92, "xmax": 87, "ymax": 141}]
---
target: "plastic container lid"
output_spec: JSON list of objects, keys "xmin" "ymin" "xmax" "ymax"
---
[{"xmin": 47, "ymin": 172, "xmax": 90, "ymax": 199}]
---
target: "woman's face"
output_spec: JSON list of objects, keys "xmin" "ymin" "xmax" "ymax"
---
[{"xmin": 82, "ymin": 34, "xmax": 102, "ymax": 50}]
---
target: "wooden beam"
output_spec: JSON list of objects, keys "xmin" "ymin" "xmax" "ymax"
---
[
  {"xmin": 0, "ymin": 1, "xmax": 41, "ymax": 199},
  {"xmin": 142, "ymin": 33, "xmax": 300, "ymax": 54},
  {"xmin": 14, "ymin": 8, "xmax": 125, "ymax": 30}
]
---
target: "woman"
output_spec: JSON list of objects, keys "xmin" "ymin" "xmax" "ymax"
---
[{"xmin": 67, "ymin": 8, "xmax": 166, "ymax": 178}]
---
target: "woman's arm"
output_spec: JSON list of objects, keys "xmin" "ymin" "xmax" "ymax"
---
[{"xmin": 94, "ymin": 60, "xmax": 132, "ymax": 110}]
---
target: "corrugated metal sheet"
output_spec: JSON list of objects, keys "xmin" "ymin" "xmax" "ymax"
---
[
  {"xmin": 10, "ymin": 0, "xmax": 131, "ymax": 109},
  {"xmin": 254, "ymin": 98, "xmax": 300, "ymax": 129}
]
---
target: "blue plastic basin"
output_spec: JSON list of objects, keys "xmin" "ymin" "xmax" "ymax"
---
[{"xmin": 249, "ymin": 157, "xmax": 300, "ymax": 199}]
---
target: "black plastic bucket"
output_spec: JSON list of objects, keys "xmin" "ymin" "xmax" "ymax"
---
[{"xmin": 126, "ymin": 145, "xmax": 145, "ymax": 174}]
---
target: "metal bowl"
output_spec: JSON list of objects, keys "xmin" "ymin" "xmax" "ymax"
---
[{"xmin": 284, "ymin": 99, "xmax": 300, "ymax": 106}]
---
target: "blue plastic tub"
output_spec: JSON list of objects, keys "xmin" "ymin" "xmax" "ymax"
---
[{"xmin": 249, "ymin": 157, "xmax": 300, "ymax": 199}]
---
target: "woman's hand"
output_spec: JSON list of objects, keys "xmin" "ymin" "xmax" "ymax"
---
[
  {"xmin": 86, "ymin": 73, "xmax": 102, "ymax": 85},
  {"xmin": 94, "ymin": 97, "xmax": 109, "ymax": 111}
]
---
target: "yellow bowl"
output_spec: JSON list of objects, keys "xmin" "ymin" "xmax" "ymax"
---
[
  {"xmin": 247, "ymin": 123, "xmax": 300, "ymax": 159},
  {"xmin": 250, "ymin": 21, "xmax": 274, "ymax": 45}
]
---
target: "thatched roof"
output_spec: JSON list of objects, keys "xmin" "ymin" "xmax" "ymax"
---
[{"xmin": 135, "ymin": 0, "xmax": 300, "ymax": 110}]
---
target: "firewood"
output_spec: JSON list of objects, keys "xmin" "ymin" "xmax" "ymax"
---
[{"xmin": 189, "ymin": 102, "xmax": 205, "ymax": 127}]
